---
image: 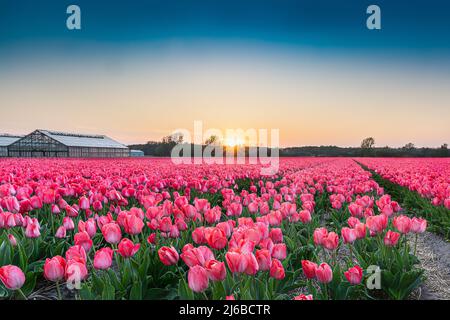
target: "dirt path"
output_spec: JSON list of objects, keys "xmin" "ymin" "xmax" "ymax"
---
[{"xmin": 408, "ymin": 231, "xmax": 450, "ymax": 300}]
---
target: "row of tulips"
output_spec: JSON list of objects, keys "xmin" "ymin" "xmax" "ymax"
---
[{"xmin": 359, "ymin": 158, "xmax": 450, "ymax": 209}]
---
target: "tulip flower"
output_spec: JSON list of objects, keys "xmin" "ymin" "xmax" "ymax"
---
[
  {"xmin": 410, "ymin": 217, "xmax": 427, "ymax": 234},
  {"xmin": 101, "ymin": 222, "xmax": 122, "ymax": 244},
  {"xmin": 354, "ymin": 223, "xmax": 367, "ymax": 239},
  {"xmin": 299, "ymin": 210, "xmax": 312, "ymax": 224},
  {"xmin": 293, "ymin": 294, "xmax": 313, "ymax": 300},
  {"xmin": 188, "ymin": 265, "xmax": 209, "ymax": 293},
  {"xmin": 79, "ymin": 196, "xmax": 90, "ymax": 210},
  {"xmin": 366, "ymin": 214, "xmax": 388, "ymax": 234},
  {"xmin": 269, "ymin": 259, "xmax": 285, "ymax": 280},
  {"xmin": 65, "ymin": 260, "xmax": 88, "ymax": 288},
  {"xmin": 269, "ymin": 228, "xmax": 283, "ymax": 243},
  {"xmin": 146, "ymin": 233, "xmax": 157, "ymax": 245},
  {"xmin": 206, "ymin": 228, "xmax": 228, "ymax": 250},
  {"xmin": 74, "ymin": 231, "xmax": 93, "ymax": 252},
  {"xmin": 204, "ymin": 259, "xmax": 226, "ymax": 281},
  {"xmin": 94, "ymin": 247, "xmax": 114, "ymax": 270},
  {"xmin": 301, "ymin": 260, "xmax": 317, "ymax": 279},
  {"xmin": 55, "ymin": 226, "xmax": 67, "ymax": 238},
  {"xmin": 344, "ymin": 265, "xmax": 363, "ymax": 285},
  {"xmin": 245, "ymin": 253, "xmax": 260, "ymax": 276},
  {"xmin": 347, "ymin": 217, "xmax": 360, "ymax": 228},
  {"xmin": 25, "ymin": 218, "xmax": 40, "ymax": 238},
  {"xmin": 8, "ymin": 234, "xmax": 17, "ymax": 247},
  {"xmin": 313, "ymin": 227, "xmax": 328, "ymax": 246},
  {"xmin": 51, "ymin": 204, "xmax": 61, "ymax": 215},
  {"xmin": 225, "ymin": 251, "xmax": 248, "ymax": 274},
  {"xmin": 255, "ymin": 249, "xmax": 272, "ymax": 271},
  {"xmin": 384, "ymin": 230, "xmax": 400, "ymax": 247},
  {"xmin": 117, "ymin": 238, "xmax": 140, "ymax": 258},
  {"xmin": 62, "ymin": 217, "xmax": 75, "ymax": 230},
  {"xmin": 123, "ymin": 214, "xmax": 144, "ymax": 235},
  {"xmin": 158, "ymin": 246, "xmax": 179, "ymax": 266},
  {"xmin": 271, "ymin": 243, "xmax": 287, "ymax": 260},
  {"xmin": 65, "ymin": 245, "xmax": 87, "ymax": 264},
  {"xmin": 315, "ymin": 263, "xmax": 333, "ymax": 284},
  {"xmin": 393, "ymin": 215, "xmax": 412, "ymax": 234},
  {"xmin": 0, "ymin": 265, "xmax": 26, "ymax": 290},
  {"xmin": 341, "ymin": 227, "xmax": 356, "ymax": 244},
  {"xmin": 44, "ymin": 256, "xmax": 66, "ymax": 282},
  {"xmin": 192, "ymin": 227, "xmax": 206, "ymax": 244},
  {"xmin": 322, "ymin": 232, "xmax": 339, "ymax": 250}
]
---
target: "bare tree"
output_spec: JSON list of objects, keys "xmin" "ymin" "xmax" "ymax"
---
[
  {"xmin": 403, "ymin": 142, "xmax": 415, "ymax": 149},
  {"xmin": 361, "ymin": 137, "xmax": 375, "ymax": 149},
  {"xmin": 205, "ymin": 135, "xmax": 220, "ymax": 145}
]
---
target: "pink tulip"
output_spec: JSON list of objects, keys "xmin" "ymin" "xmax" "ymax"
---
[
  {"xmin": 117, "ymin": 238, "xmax": 140, "ymax": 258},
  {"xmin": 102, "ymin": 223, "xmax": 122, "ymax": 244},
  {"xmin": 293, "ymin": 294, "xmax": 313, "ymax": 300},
  {"xmin": 44, "ymin": 256, "xmax": 66, "ymax": 281},
  {"xmin": 301, "ymin": 260, "xmax": 318, "ymax": 279},
  {"xmin": 269, "ymin": 259, "xmax": 285, "ymax": 280},
  {"xmin": 205, "ymin": 259, "xmax": 226, "ymax": 281},
  {"xmin": 322, "ymin": 232, "xmax": 339, "ymax": 250},
  {"xmin": 313, "ymin": 227, "xmax": 328, "ymax": 246},
  {"xmin": 158, "ymin": 246, "xmax": 179, "ymax": 266},
  {"xmin": 0, "ymin": 265, "xmax": 26, "ymax": 290},
  {"xmin": 344, "ymin": 265, "xmax": 363, "ymax": 285},
  {"xmin": 255, "ymin": 249, "xmax": 272, "ymax": 271},
  {"xmin": 410, "ymin": 217, "xmax": 427, "ymax": 233},
  {"xmin": 341, "ymin": 227, "xmax": 356, "ymax": 244},
  {"xmin": 206, "ymin": 228, "xmax": 228, "ymax": 250},
  {"xmin": 315, "ymin": 263, "xmax": 333, "ymax": 284},
  {"xmin": 225, "ymin": 251, "xmax": 248, "ymax": 273},
  {"xmin": 74, "ymin": 231, "xmax": 93, "ymax": 252},
  {"xmin": 271, "ymin": 243, "xmax": 287, "ymax": 260},
  {"xmin": 384, "ymin": 230, "xmax": 401, "ymax": 247},
  {"xmin": 8, "ymin": 234, "xmax": 17, "ymax": 247},
  {"xmin": 55, "ymin": 226, "xmax": 67, "ymax": 238},
  {"xmin": 393, "ymin": 215, "xmax": 412, "ymax": 234},
  {"xmin": 94, "ymin": 247, "xmax": 114, "ymax": 270},
  {"xmin": 188, "ymin": 265, "xmax": 209, "ymax": 292}
]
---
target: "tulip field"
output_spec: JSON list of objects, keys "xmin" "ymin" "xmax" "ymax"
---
[{"xmin": 0, "ymin": 157, "xmax": 449, "ymax": 300}]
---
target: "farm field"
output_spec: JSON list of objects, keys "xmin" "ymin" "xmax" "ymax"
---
[{"xmin": 0, "ymin": 157, "xmax": 449, "ymax": 300}]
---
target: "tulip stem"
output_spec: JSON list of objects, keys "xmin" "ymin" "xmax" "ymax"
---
[
  {"xmin": 414, "ymin": 234, "xmax": 418, "ymax": 256},
  {"xmin": 17, "ymin": 288, "xmax": 28, "ymax": 300},
  {"xmin": 349, "ymin": 244, "xmax": 353, "ymax": 264},
  {"xmin": 322, "ymin": 284, "xmax": 328, "ymax": 300},
  {"xmin": 56, "ymin": 281, "xmax": 62, "ymax": 300},
  {"xmin": 403, "ymin": 235, "xmax": 408, "ymax": 258}
]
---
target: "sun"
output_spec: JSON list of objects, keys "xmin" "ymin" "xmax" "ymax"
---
[{"xmin": 224, "ymin": 136, "xmax": 245, "ymax": 147}]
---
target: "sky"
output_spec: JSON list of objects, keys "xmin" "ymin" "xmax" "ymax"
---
[{"xmin": 0, "ymin": 0, "xmax": 449, "ymax": 147}]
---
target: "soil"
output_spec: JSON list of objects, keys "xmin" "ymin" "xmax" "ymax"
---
[{"xmin": 407, "ymin": 231, "xmax": 450, "ymax": 300}]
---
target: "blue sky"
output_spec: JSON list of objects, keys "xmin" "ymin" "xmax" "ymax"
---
[{"xmin": 0, "ymin": 0, "xmax": 449, "ymax": 147}]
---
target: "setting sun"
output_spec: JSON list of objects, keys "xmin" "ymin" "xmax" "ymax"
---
[{"xmin": 224, "ymin": 136, "xmax": 245, "ymax": 147}]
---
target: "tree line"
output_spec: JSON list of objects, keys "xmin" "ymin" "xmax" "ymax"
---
[{"xmin": 128, "ymin": 136, "xmax": 449, "ymax": 157}]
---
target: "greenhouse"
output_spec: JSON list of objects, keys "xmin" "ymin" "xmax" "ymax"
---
[
  {"xmin": 0, "ymin": 134, "xmax": 23, "ymax": 157},
  {"xmin": 6, "ymin": 129, "xmax": 129, "ymax": 158}
]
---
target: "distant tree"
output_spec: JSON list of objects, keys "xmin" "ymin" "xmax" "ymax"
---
[
  {"xmin": 441, "ymin": 143, "xmax": 448, "ymax": 149},
  {"xmin": 403, "ymin": 142, "xmax": 415, "ymax": 150},
  {"xmin": 361, "ymin": 137, "xmax": 375, "ymax": 149},
  {"xmin": 162, "ymin": 132, "xmax": 184, "ymax": 144},
  {"xmin": 205, "ymin": 135, "xmax": 220, "ymax": 145}
]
